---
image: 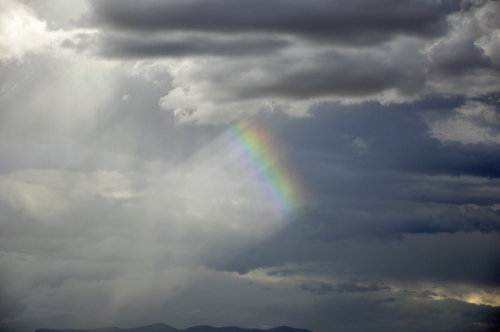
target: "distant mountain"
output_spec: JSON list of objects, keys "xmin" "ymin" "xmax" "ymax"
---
[
  {"xmin": 35, "ymin": 323, "xmax": 178, "ymax": 332},
  {"xmin": 35, "ymin": 323, "xmax": 313, "ymax": 332}
]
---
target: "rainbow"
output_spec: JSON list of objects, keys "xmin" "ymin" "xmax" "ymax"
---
[{"xmin": 224, "ymin": 120, "xmax": 304, "ymax": 218}]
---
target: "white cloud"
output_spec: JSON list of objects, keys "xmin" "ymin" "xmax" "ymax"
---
[
  {"xmin": 471, "ymin": 1, "xmax": 500, "ymax": 68},
  {"xmin": 0, "ymin": 0, "xmax": 64, "ymax": 62},
  {"xmin": 427, "ymin": 101, "xmax": 500, "ymax": 145},
  {"xmin": 348, "ymin": 137, "xmax": 370, "ymax": 155}
]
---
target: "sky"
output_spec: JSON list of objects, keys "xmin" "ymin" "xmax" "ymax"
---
[{"xmin": 1, "ymin": 1, "xmax": 500, "ymax": 332}]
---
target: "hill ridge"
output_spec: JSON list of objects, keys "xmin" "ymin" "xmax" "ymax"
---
[{"xmin": 34, "ymin": 323, "xmax": 312, "ymax": 332}]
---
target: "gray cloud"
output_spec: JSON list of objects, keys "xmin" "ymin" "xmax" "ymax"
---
[
  {"xmin": 237, "ymin": 51, "xmax": 420, "ymax": 99},
  {"xmin": 97, "ymin": 34, "xmax": 291, "ymax": 58},
  {"xmin": 69, "ymin": 0, "xmax": 500, "ymax": 117},
  {"xmin": 300, "ymin": 281, "xmax": 390, "ymax": 295},
  {"xmin": 302, "ymin": 295, "xmax": 500, "ymax": 332},
  {"xmin": 216, "ymin": 231, "xmax": 500, "ymax": 286},
  {"xmin": 430, "ymin": 36, "xmax": 493, "ymax": 74},
  {"xmin": 89, "ymin": 0, "xmax": 460, "ymax": 44}
]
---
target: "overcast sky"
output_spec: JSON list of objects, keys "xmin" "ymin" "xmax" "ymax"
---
[{"xmin": 1, "ymin": 1, "xmax": 500, "ymax": 332}]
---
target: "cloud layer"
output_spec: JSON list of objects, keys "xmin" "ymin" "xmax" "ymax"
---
[{"xmin": 72, "ymin": 0, "xmax": 500, "ymax": 123}]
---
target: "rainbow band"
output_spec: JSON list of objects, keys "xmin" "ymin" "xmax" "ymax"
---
[{"xmin": 226, "ymin": 120, "xmax": 302, "ymax": 218}]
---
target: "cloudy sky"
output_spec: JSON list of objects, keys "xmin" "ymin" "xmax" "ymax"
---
[{"xmin": 1, "ymin": 0, "xmax": 500, "ymax": 331}]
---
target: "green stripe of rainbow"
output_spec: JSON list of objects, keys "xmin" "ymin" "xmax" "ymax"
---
[{"xmin": 225, "ymin": 120, "xmax": 304, "ymax": 217}]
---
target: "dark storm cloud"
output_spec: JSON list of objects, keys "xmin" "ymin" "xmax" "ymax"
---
[
  {"xmin": 97, "ymin": 34, "xmax": 290, "ymax": 58},
  {"xmin": 85, "ymin": 0, "xmax": 465, "ymax": 69},
  {"xmin": 82, "ymin": 0, "xmax": 499, "ymax": 104},
  {"xmin": 302, "ymin": 204, "xmax": 500, "ymax": 242},
  {"xmin": 202, "ymin": 99, "xmax": 500, "ymax": 286},
  {"xmin": 247, "ymin": 288, "xmax": 500, "ymax": 332},
  {"xmin": 303, "ymin": 296, "xmax": 500, "ymax": 332},
  {"xmin": 272, "ymin": 100, "xmax": 500, "ymax": 240},
  {"xmin": 278, "ymin": 99, "xmax": 500, "ymax": 178},
  {"xmin": 89, "ymin": 0, "xmax": 460, "ymax": 44},
  {"xmin": 214, "ymin": 229, "xmax": 500, "ymax": 285}
]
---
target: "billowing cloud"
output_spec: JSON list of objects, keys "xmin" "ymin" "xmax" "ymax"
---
[
  {"xmin": 426, "ymin": 100, "xmax": 500, "ymax": 144},
  {"xmin": 0, "ymin": 0, "xmax": 55, "ymax": 62}
]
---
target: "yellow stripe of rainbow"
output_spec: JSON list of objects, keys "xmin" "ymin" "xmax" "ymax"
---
[{"xmin": 226, "ymin": 120, "xmax": 304, "ymax": 217}]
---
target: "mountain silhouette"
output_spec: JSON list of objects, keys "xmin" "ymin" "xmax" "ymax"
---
[{"xmin": 35, "ymin": 323, "xmax": 313, "ymax": 332}]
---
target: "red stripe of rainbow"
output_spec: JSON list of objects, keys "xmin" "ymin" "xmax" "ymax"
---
[{"xmin": 225, "ymin": 120, "xmax": 303, "ymax": 218}]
